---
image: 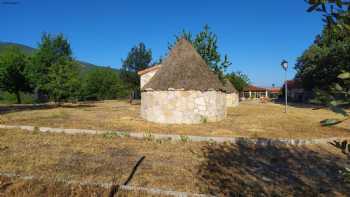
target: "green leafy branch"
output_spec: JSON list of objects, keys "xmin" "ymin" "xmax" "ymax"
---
[{"xmin": 317, "ymin": 71, "xmax": 350, "ymax": 126}]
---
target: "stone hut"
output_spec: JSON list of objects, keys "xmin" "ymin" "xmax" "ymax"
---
[
  {"xmin": 224, "ymin": 79, "xmax": 239, "ymax": 107},
  {"xmin": 140, "ymin": 38, "xmax": 227, "ymax": 124}
]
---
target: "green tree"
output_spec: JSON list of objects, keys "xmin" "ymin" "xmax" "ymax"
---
[
  {"xmin": 225, "ymin": 71, "xmax": 250, "ymax": 92},
  {"xmin": 29, "ymin": 33, "xmax": 82, "ymax": 103},
  {"xmin": 120, "ymin": 43, "xmax": 152, "ymax": 90},
  {"xmin": 30, "ymin": 33, "xmax": 73, "ymax": 94},
  {"xmin": 169, "ymin": 25, "xmax": 232, "ymax": 79},
  {"xmin": 306, "ymin": 0, "xmax": 349, "ymax": 30},
  {"xmin": 301, "ymin": 0, "xmax": 350, "ymax": 126},
  {"xmin": 46, "ymin": 59, "xmax": 81, "ymax": 103},
  {"xmin": 295, "ymin": 26, "xmax": 350, "ymax": 91},
  {"xmin": 297, "ymin": 0, "xmax": 350, "ymax": 183},
  {"xmin": 0, "ymin": 47, "xmax": 32, "ymax": 104},
  {"xmin": 82, "ymin": 68, "xmax": 127, "ymax": 100},
  {"xmin": 296, "ymin": 0, "xmax": 350, "ymax": 93}
]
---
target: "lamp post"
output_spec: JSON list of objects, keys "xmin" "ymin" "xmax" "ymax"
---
[{"xmin": 281, "ymin": 60, "xmax": 288, "ymax": 113}]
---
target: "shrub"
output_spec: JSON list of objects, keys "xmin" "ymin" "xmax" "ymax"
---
[
  {"xmin": 180, "ymin": 135, "xmax": 191, "ymax": 143},
  {"xmin": 200, "ymin": 116, "xmax": 208, "ymax": 123},
  {"xmin": 143, "ymin": 131, "xmax": 155, "ymax": 141}
]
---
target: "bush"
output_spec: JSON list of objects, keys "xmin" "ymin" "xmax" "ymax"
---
[
  {"xmin": 0, "ymin": 91, "xmax": 35, "ymax": 104},
  {"xmin": 82, "ymin": 68, "xmax": 129, "ymax": 100}
]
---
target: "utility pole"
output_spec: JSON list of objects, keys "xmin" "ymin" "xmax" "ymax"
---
[{"xmin": 281, "ymin": 60, "xmax": 288, "ymax": 113}]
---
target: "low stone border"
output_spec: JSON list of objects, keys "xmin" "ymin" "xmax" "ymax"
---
[
  {"xmin": 0, "ymin": 124, "xmax": 348, "ymax": 146},
  {"xmin": 0, "ymin": 172, "xmax": 213, "ymax": 197}
]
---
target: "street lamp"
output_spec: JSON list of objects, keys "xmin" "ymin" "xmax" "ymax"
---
[{"xmin": 281, "ymin": 60, "xmax": 288, "ymax": 113}]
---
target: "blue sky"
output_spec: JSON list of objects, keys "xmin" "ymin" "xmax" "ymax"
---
[{"xmin": 1, "ymin": 0, "xmax": 324, "ymax": 87}]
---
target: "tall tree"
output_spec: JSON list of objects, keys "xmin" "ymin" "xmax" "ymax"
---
[
  {"xmin": 120, "ymin": 43, "xmax": 152, "ymax": 90},
  {"xmin": 296, "ymin": 1, "xmax": 350, "ymax": 92},
  {"xmin": 225, "ymin": 71, "xmax": 250, "ymax": 92},
  {"xmin": 30, "ymin": 33, "xmax": 81, "ymax": 103},
  {"xmin": 169, "ymin": 25, "xmax": 232, "ymax": 79},
  {"xmin": 30, "ymin": 33, "xmax": 73, "ymax": 93},
  {"xmin": 300, "ymin": 0, "xmax": 350, "ymax": 126},
  {"xmin": 295, "ymin": 26, "xmax": 350, "ymax": 91},
  {"xmin": 0, "ymin": 47, "xmax": 32, "ymax": 104}
]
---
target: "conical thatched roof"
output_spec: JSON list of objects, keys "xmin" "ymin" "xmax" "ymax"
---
[
  {"xmin": 142, "ymin": 38, "xmax": 225, "ymax": 91},
  {"xmin": 223, "ymin": 79, "xmax": 238, "ymax": 93}
]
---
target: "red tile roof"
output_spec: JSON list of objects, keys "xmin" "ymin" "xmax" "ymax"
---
[
  {"xmin": 243, "ymin": 85, "xmax": 281, "ymax": 93},
  {"xmin": 268, "ymin": 88, "xmax": 281, "ymax": 93},
  {"xmin": 285, "ymin": 80, "xmax": 302, "ymax": 89},
  {"xmin": 243, "ymin": 85, "xmax": 267, "ymax": 92}
]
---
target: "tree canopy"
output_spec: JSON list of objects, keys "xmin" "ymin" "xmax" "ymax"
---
[
  {"xmin": 300, "ymin": 0, "xmax": 350, "ymax": 126},
  {"xmin": 120, "ymin": 43, "xmax": 152, "ymax": 90},
  {"xmin": 169, "ymin": 25, "xmax": 232, "ymax": 79},
  {"xmin": 82, "ymin": 68, "xmax": 127, "ymax": 100},
  {"xmin": 0, "ymin": 33, "xmax": 133, "ymax": 104},
  {"xmin": 296, "ymin": 0, "xmax": 349, "ymax": 92},
  {"xmin": 0, "ymin": 46, "xmax": 32, "ymax": 103},
  {"xmin": 225, "ymin": 71, "xmax": 250, "ymax": 92},
  {"xmin": 30, "ymin": 33, "xmax": 73, "ymax": 93},
  {"xmin": 306, "ymin": 0, "xmax": 349, "ymax": 31},
  {"xmin": 29, "ymin": 33, "xmax": 82, "ymax": 102},
  {"xmin": 295, "ymin": 26, "xmax": 350, "ymax": 91},
  {"xmin": 46, "ymin": 60, "xmax": 81, "ymax": 103}
]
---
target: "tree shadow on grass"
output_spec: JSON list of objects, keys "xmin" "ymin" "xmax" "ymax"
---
[
  {"xmin": 0, "ymin": 103, "xmax": 96, "ymax": 115},
  {"xmin": 273, "ymin": 100, "xmax": 324, "ymax": 110},
  {"xmin": 196, "ymin": 140, "xmax": 350, "ymax": 196}
]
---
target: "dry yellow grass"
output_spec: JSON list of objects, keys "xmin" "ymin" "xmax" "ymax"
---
[
  {"xmin": 1, "ymin": 100, "xmax": 350, "ymax": 139},
  {"xmin": 0, "ymin": 128, "xmax": 349, "ymax": 196},
  {"xmin": 0, "ymin": 128, "xmax": 200, "ymax": 193},
  {"xmin": 0, "ymin": 175, "xmax": 170, "ymax": 197}
]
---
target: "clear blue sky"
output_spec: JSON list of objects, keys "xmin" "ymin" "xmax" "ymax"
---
[{"xmin": 1, "ymin": 0, "xmax": 324, "ymax": 87}]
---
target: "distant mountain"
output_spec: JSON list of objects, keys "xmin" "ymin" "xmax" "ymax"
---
[
  {"xmin": 0, "ymin": 41, "xmax": 119, "ymax": 73},
  {"xmin": 0, "ymin": 41, "xmax": 36, "ymax": 55}
]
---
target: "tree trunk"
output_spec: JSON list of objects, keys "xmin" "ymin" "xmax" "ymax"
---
[
  {"xmin": 55, "ymin": 96, "xmax": 62, "ymax": 107},
  {"xmin": 15, "ymin": 91, "xmax": 21, "ymax": 104}
]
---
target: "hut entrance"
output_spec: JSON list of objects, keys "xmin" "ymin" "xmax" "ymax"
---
[{"xmin": 129, "ymin": 89, "xmax": 141, "ymax": 104}]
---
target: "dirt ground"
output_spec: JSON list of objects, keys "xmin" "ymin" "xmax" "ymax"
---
[
  {"xmin": 0, "ymin": 128, "xmax": 350, "ymax": 196},
  {"xmin": 0, "ymin": 175, "xmax": 110, "ymax": 197},
  {"xmin": 0, "ymin": 175, "xmax": 166, "ymax": 197},
  {"xmin": 1, "ymin": 100, "xmax": 350, "ymax": 139}
]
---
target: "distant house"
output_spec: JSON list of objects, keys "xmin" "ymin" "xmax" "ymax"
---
[
  {"xmin": 241, "ymin": 85, "xmax": 281, "ymax": 100},
  {"xmin": 283, "ymin": 80, "xmax": 310, "ymax": 102},
  {"xmin": 269, "ymin": 87, "xmax": 281, "ymax": 99},
  {"xmin": 242, "ymin": 85, "xmax": 268, "ymax": 99}
]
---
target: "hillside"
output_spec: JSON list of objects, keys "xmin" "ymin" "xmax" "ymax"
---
[
  {"xmin": 0, "ymin": 41, "xmax": 36, "ymax": 55},
  {"xmin": 0, "ymin": 41, "xmax": 119, "ymax": 73}
]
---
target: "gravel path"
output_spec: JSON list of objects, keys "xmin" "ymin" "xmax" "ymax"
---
[{"xmin": 0, "ymin": 124, "xmax": 348, "ymax": 146}]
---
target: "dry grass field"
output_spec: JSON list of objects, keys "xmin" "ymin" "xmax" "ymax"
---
[
  {"xmin": 0, "ymin": 128, "xmax": 350, "ymax": 196},
  {"xmin": 0, "ymin": 176, "xmax": 161, "ymax": 197},
  {"xmin": 1, "ymin": 100, "xmax": 350, "ymax": 139}
]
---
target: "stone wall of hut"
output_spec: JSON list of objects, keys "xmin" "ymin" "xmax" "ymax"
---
[
  {"xmin": 226, "ymin": 93, "xmax": 239, "ymax": 107},
  {"xmin": 141, "ymin": 90, "xmax": 226, "ymax": 124}
]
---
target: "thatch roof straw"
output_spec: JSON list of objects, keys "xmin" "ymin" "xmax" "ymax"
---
[
  {"xmin": 223, "ymin": 79, "xmax": 238, "ymax": 93},
  {"xmin": 142, "ymin": 38, "xmax": 225, "ymax": 92}
]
